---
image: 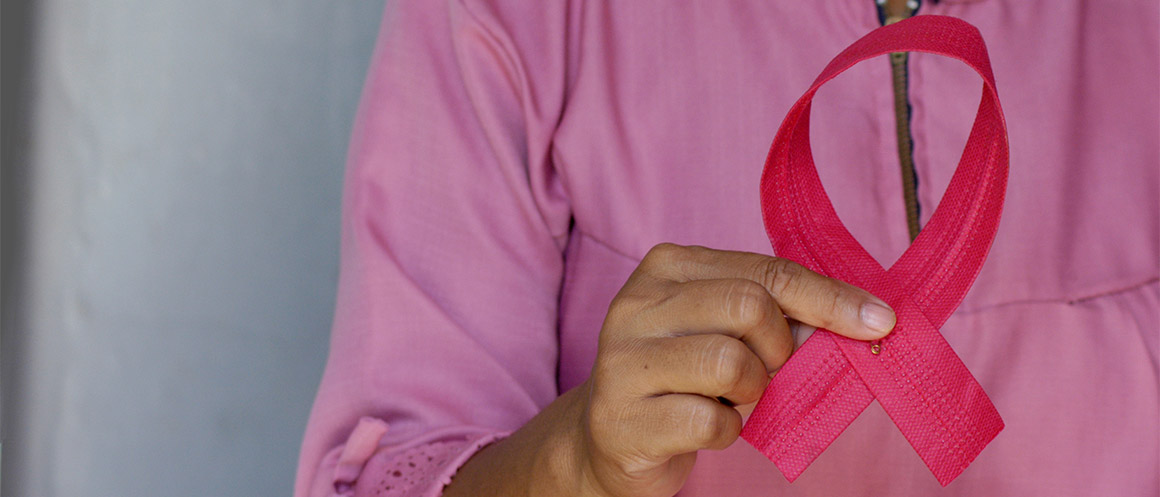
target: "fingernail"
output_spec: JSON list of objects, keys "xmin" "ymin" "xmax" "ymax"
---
[{"xmin": 860, "ymin": 301, "xmax": 896, "ymax": 337}]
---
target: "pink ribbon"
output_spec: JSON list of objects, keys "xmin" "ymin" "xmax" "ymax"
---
[{"xmin": 740, "ymin": 15, "xmax": 1007, "ymax": 486}]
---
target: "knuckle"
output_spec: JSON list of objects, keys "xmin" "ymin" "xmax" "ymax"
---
[
  {"xmin": 723, "ymin": 280, "xmax": 771, "ymax": 330},
  {"xmin": 800, "ymin": 283, "xmax": 848, "ymax": 332},
  {"xmin": 820, "ymin": 285, "xmax": 847, "ymax": 327},
  {"xmin": 701, "ymin": 336, "xmax": 750, "ymax": 393},
  {"xmin": 591, "ymin": 341, "xmax": 636, "ymax": 392},
  {"xmin": 606, "ymin": 279, "xmax": 680, "ymax": 338},
  {"xmin": 688, "ymin": 402, "xmax": 732, "ymax": 446},
  {"xmin": 759, "ymin": 257, "xmax": 804, "ymax": 301},
  {"xmin": 604, "ymin": 296, "xmax": 639, "ymax": 328},
  {"xmin": 604, "ymin": 290, "xmax": 659, "ymax": 333},
  {"xmin": 643, "ymin": 243, "xmax": 685, "ymax": 268}
]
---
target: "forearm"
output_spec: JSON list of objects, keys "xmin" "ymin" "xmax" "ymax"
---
[{"xmin": 443, "ymin": 383, "xmax": 597, "ymax": 497}]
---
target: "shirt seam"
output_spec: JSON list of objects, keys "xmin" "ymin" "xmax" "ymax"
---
[
  {"xmin": 572, "ymin": 229, "xmax": 644, "ymax": 263},
  {"xmin": 957, "ymin": 276, "xmax": 1160, "ymax": 314}
]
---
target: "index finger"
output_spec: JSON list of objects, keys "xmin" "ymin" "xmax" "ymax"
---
[{"xmin": 643, "ymin": 244, "xmax": 895, "ymax": 341}]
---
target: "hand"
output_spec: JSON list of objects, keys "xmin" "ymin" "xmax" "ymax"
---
[{"xmin": 576, "ymin": 243, "xmax": 896, "ymax": 497}]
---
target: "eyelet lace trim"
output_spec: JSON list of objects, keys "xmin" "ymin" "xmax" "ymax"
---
[{"xmin": 349, "ymin": 431, "xmax": 509, "ymax": 497}]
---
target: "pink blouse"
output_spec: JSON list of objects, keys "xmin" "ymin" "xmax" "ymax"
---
[{"xmin": 295, "ymin": 1, "xmax": 1159, "ymax": 496}]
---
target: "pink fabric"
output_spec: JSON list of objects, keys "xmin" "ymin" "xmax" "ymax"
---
[
  {"xmin": 333, "ymin": 417, "xmax": 390, "ymax": 494},
  {"xmin": 741, "ymin": 16, "xmax": 1005, "ymax": 485},
  {"xmin": 350, "ymin": 431, "xmax": 510, "ymax": 497},
  {"xmin": 295, "ymin": 1, "xmax": 1159, "ymax": 496}
]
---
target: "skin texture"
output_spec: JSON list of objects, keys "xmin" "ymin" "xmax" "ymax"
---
[{"xmin": 443, "ymin": 244, "xmax": 896, "ymax": 497}]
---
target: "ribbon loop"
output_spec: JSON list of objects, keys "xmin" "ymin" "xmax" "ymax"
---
[{"xmin": 741, "ymin": 15, "xmax": 1007, "ymax": 486}]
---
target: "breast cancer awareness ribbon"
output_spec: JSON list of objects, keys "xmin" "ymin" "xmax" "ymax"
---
[{"xmin": 739, "ymin": 16, "xmax": 1007, "ymax": 486}]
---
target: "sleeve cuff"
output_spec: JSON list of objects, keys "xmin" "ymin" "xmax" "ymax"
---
[{"xmin": 329, "ymin": 420, "xmax": 509, "ymax": 497}]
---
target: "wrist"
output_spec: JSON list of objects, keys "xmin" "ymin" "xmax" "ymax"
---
[
  {"xmin": 535, "ymin": 381, "xmax": 605, "ymax": 497},
  {"xmin": 443, "ymin": 381, "xmax": 604, "ymax": 497}
]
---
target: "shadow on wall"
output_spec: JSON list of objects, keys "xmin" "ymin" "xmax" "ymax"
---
[
  {"xmin": 1, "ymin": 0, "xmax": 387, "ymax": 495},
  {"xmin": 2, "ymin": 0, "xmax": 38, "ymax": 489}
]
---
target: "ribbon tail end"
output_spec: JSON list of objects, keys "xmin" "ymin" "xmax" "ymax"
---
[{"xmin": 778, "ymin": 464, "xmax": 806, "ymax": 484}]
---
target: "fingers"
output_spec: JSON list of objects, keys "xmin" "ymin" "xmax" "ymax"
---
[
  {"xmin": 641, "ymin": 243, "xmax": 895, "ymax": 340},
  {"xmin": 640, "ymin": 394, "xmax": 743, "ymax": 455},
  {"xmin": 614, "ymin": 333, "xmax": 770, "ymax": 405},
  {"xmin": 589, "ymin": 392, "xmax": 742, "ymax": 463},
  {"xmin": 634, "ymin": 278, "xmax": 795, "ymax": 374},
  {"xmin": 580, "ymin": 242, "xmax": 898, "ymax": 491}
]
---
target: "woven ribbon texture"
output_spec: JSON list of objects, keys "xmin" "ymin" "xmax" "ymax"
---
[{"xmin": 739, "ymin": 15, "xmax": 1007, "ymax": 486}]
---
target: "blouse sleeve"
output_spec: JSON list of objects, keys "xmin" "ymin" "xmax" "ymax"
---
[{"xmin": 293, "ymin": 1, "xmax": 572, "ymax": 495}]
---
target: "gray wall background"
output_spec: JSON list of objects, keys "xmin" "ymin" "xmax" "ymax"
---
[{"xmin": 2, "ymin": 0, "xmax": 387, "ymax": 495}]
